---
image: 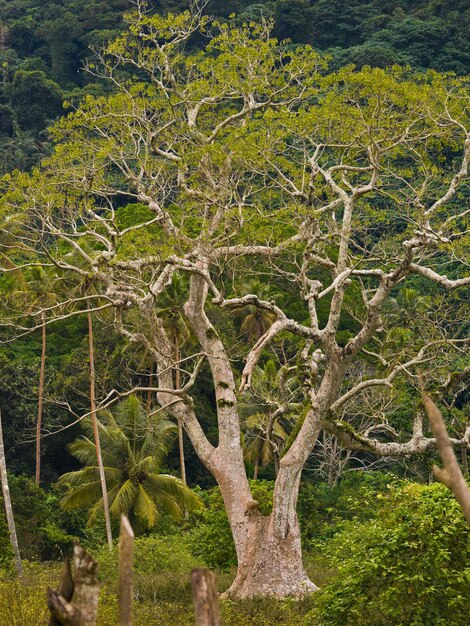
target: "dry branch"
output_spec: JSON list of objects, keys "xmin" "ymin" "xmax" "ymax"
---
[{"xmin": 421, "ymin": 387, "xmax": 470, "ymax": 525}]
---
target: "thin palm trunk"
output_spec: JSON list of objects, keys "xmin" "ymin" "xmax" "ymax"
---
[
  {"xmin": 35, "ymin": 311, "xmax": 46, "ymax": 485},
  {"xmin": 0, "ymin": 410, "xmax": 23, "ymax": 579},
  {"xmin": 253, "ymin": 458, "xmax": 259, "ymax": 480},
  {"xmin": 87, "ymin": 302, "xmax": 113, "ymax": 549},
  {"xmin": 147, "ymin": 363, "xmax": 154, "ymax": 416},
  {"xmin": 462, "ymin": 445, "xmax": 468, "ymax": 478},
  {"xmin": 174, "ymin": 342, "xmax": 186, "ymax": 484}
]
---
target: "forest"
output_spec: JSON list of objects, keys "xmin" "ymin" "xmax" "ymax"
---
[{"xmin": 0, "ymin": 1, "xmax": 469, "ymax": 624}]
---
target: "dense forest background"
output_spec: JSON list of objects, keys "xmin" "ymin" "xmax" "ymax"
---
[
  {"xmin": 0, "ymin": 2, "xmax": 468, "ymax": 623},
  {"xmin": 1, "ymin": 1, "xmax": 469, "ymax": 174},
  {"xmin": 0, "ymin": 0, "xmax": 469, "ymax": 488}
]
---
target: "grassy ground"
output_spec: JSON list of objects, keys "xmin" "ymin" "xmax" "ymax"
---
[{"xmin": 0, "ymin": 555, "xmax": 334, "ymax": 625}]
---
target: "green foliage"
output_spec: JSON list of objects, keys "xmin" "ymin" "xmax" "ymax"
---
[
  {"xmin": 4, "ymin": 69, "xmax": 62, "ymax": 132},
  {"xmin": 59, "ymin": 395, "xmax": 202, "ymax": 532},
  {"xmin": 0, "ymin": 475, "xmax": 75, "ymax": 562},
  {"xmin": 189, "ymin": 480, "xmax": 274, "ymax": 569},
  {"xmin": 297, "ymin": 472, "xmax": 404, "ymax": 548},
  {"xmin": 311, "ymin": 483, "xmax": 470, "ymax": 626},
  {"xmin": 96, "ymin": 533, "xmax": 202, "ymax": 602}
]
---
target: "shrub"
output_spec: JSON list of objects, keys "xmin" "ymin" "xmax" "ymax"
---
[
  {"xmin": 0, "ymin": 475, "xmax": 75, "ymax": 562},
  {"xmin": 189, "ymin": 480, "xmax": 274, "ymax": 569},
  {"xmin": 96, "ymin": 533, "xmax": 202, "ymax": 602},
  {"xmin": 297, "ymin": 471, "xmax": 403, "ymax": 548},
  {"xmin": 311, "ymin": 482, "xmax": 470, "ymax": 626}
]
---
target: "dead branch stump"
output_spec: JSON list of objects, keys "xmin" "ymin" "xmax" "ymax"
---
[
  {"xmin": 191, "ymin": 568, "xmax": 221, "ymax": 626},
  {"xmin": 47, "ymin": 543, "xmax": 99, "ymax": 626}
]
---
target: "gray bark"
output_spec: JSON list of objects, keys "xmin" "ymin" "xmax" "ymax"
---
[
  {"xmin": 0, "ymin": 409, "xmax": 23, "ymax": 579},
  {"xmin": 47, "ymin": 544, "xmax": 99, "ymax": 626}
]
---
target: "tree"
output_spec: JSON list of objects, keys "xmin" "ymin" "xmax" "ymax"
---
[
  {"xmin": 87, "ymin": 299, "xmax": 113, "ymax": 547},
  {"xmin": 59, "ymin": 395, "xmax": 202, "ymax": 533},
  {"xmin": 10, "ymin": 266, "xmax": 60, "ymax": 484},
  {"xmin": 1, "ymin": 7, "xmax": 469, "ymax": 598},
  {"xmin": 0, "ymin": 410, "xmax": 23, "ymax": 578},
  {"xmin": 240, "ymin": 359, "xmax": 299, "ymax": 477}
]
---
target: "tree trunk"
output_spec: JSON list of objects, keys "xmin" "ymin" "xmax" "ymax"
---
[
  {"xmin": 174, "ymin": 342, "xmax": 187, "ymax": 484},
  {"xmin": 253, "ymin": 458, "xmax": 259, "ymax": 480},
  {"xmin": 35, "ymin": 311, "xmax": 47, "ymax": 485},
  {"xmin": 225, "ymin": 510, "xmax": 316, "ymax": 598},
  {"xmin": 462, "ymin": 445, "xmax": 468, "ymax": 478},
  {"xmin": 0, "ymin": 410, "xmax": 23, "ymax": 579},
  {"xmin": 87, "ymin": 304, "xmax": 113, "ymax": 549},
  {"xmin": 147, "ymin": 363, "xmax": 153, "ymax": 416}
]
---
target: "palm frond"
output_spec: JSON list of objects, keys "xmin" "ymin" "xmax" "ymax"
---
[
  {"xmin": 68, "ymin": 437, "xmax": 116, "ymax": 467},
  {"xmin": 61, "ymin": 480, "xmax": 104, "ymax": 510},
  {"xmin": 109, "ymin": 479, "xmax": 138, "ymax": 517},
  {"xmin": 134, "ymin": 484, "xmax": 160, "ymax": 528},
  {"xmin": 146, "ymin": 474, "xmax": 203, "ymax": 514}
]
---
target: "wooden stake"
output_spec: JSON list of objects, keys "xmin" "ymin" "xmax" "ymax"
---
[
  {"xmin": 191, "ymin": 568, "xmax": 221, "ymax": 626},
  {"xmin": 118, "ymin": 515, "xmax": 134, "ymax": 626}
]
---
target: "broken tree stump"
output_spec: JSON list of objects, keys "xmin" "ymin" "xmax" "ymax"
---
[
  {"xmin": 47, "ymin": 543, "xmax": 99, "ymax": 626},
  {"xmin": 191, "ymin": 568, "xmax": 221, "ymax": 626}
]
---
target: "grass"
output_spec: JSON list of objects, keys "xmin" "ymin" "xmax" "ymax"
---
[{"xmin": 0, "ymin": 555, "xmax": 334, "ymax": 625}]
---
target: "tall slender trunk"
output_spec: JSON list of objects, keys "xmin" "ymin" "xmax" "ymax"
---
[
  {"xmin": 35, "ymin": 311, "xmax": 46, "ymax": 485},
  {"xmin": 253, "ymin": 458, "xmax": 259, "ymax": 480},
  {"xmin": 174, "ymin": 342, "xmax": 186, "ymax": 484},
  {"xmin": 87, "ymin": 303, "xmax": 113, "ymax": 549},
  {"xmin": 147, "ymin": 363, "xmax": 154, "ymax": 416},
  {"xmin": 462, "ymin": 445, "xmax": 468, "ymax": 478},
  {"xmin": 0, "ymin": 410, "xmax": 23, "ymax": 579}
]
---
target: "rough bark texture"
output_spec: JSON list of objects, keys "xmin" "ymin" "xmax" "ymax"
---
[
  {"xmin": 47, "ymin": 544, "xmax": 99, "ymax": 626},
  {"xmin": 225, "ymin": 512, "xmax": 316, "ymax": 598}
]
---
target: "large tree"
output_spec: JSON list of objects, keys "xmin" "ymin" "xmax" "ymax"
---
[{"xmin": 1, "ymin": 5, "xmax": 469, "ymax": 598}]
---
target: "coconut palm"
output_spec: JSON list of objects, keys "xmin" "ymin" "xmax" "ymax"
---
[
  {"xmin": 233, "ymin": 280, "xmax": 281, "ymax": 341},
  {"xmin": 240, "ymin": 360, "xmax": 300, "ymax": 477},
  {"xmin": 63, "ymin": 243, "xmax": 114, "ymax": 546},
  {"xmin": 59, "ymin": 395, "xmax": 202, "ymax": 532}
]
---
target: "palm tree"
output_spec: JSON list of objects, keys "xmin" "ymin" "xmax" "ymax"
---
[
  {"xmin": 233, "ymin": 280, "xmax": 280, "ymax": 341},
  {"xmin": 63, "ymin": 243, "xmax": 114, "ymax": 546},
  {"xmin": 59, "ymin": 395, "xmax": 202, "ymax": 533},
  {"xmin": 87, "ymin": 298, "xmax": 113, "ymax": 548},
  {"xmin": 240, "ymin": 360, "xmax": 299, "ymax": 477}
]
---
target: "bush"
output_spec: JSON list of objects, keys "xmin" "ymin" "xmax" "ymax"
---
[
  {"xmin": 311, "ymin": 483, "xmax": 470, "ymax": 626},
  {"xmin": 188, "ymin": 480, "xmax": 274, "ymax": 569},
  {"xmin": 0, "ymin": 475, "xmax": 75, "ymax": 562},
  {"xmin": 96, "ymin": 534, "xmax": 202, "ymax": 602},
  {"xmin": 297, "ymin": 471, "xmax": 403, "ymax": 548}
]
